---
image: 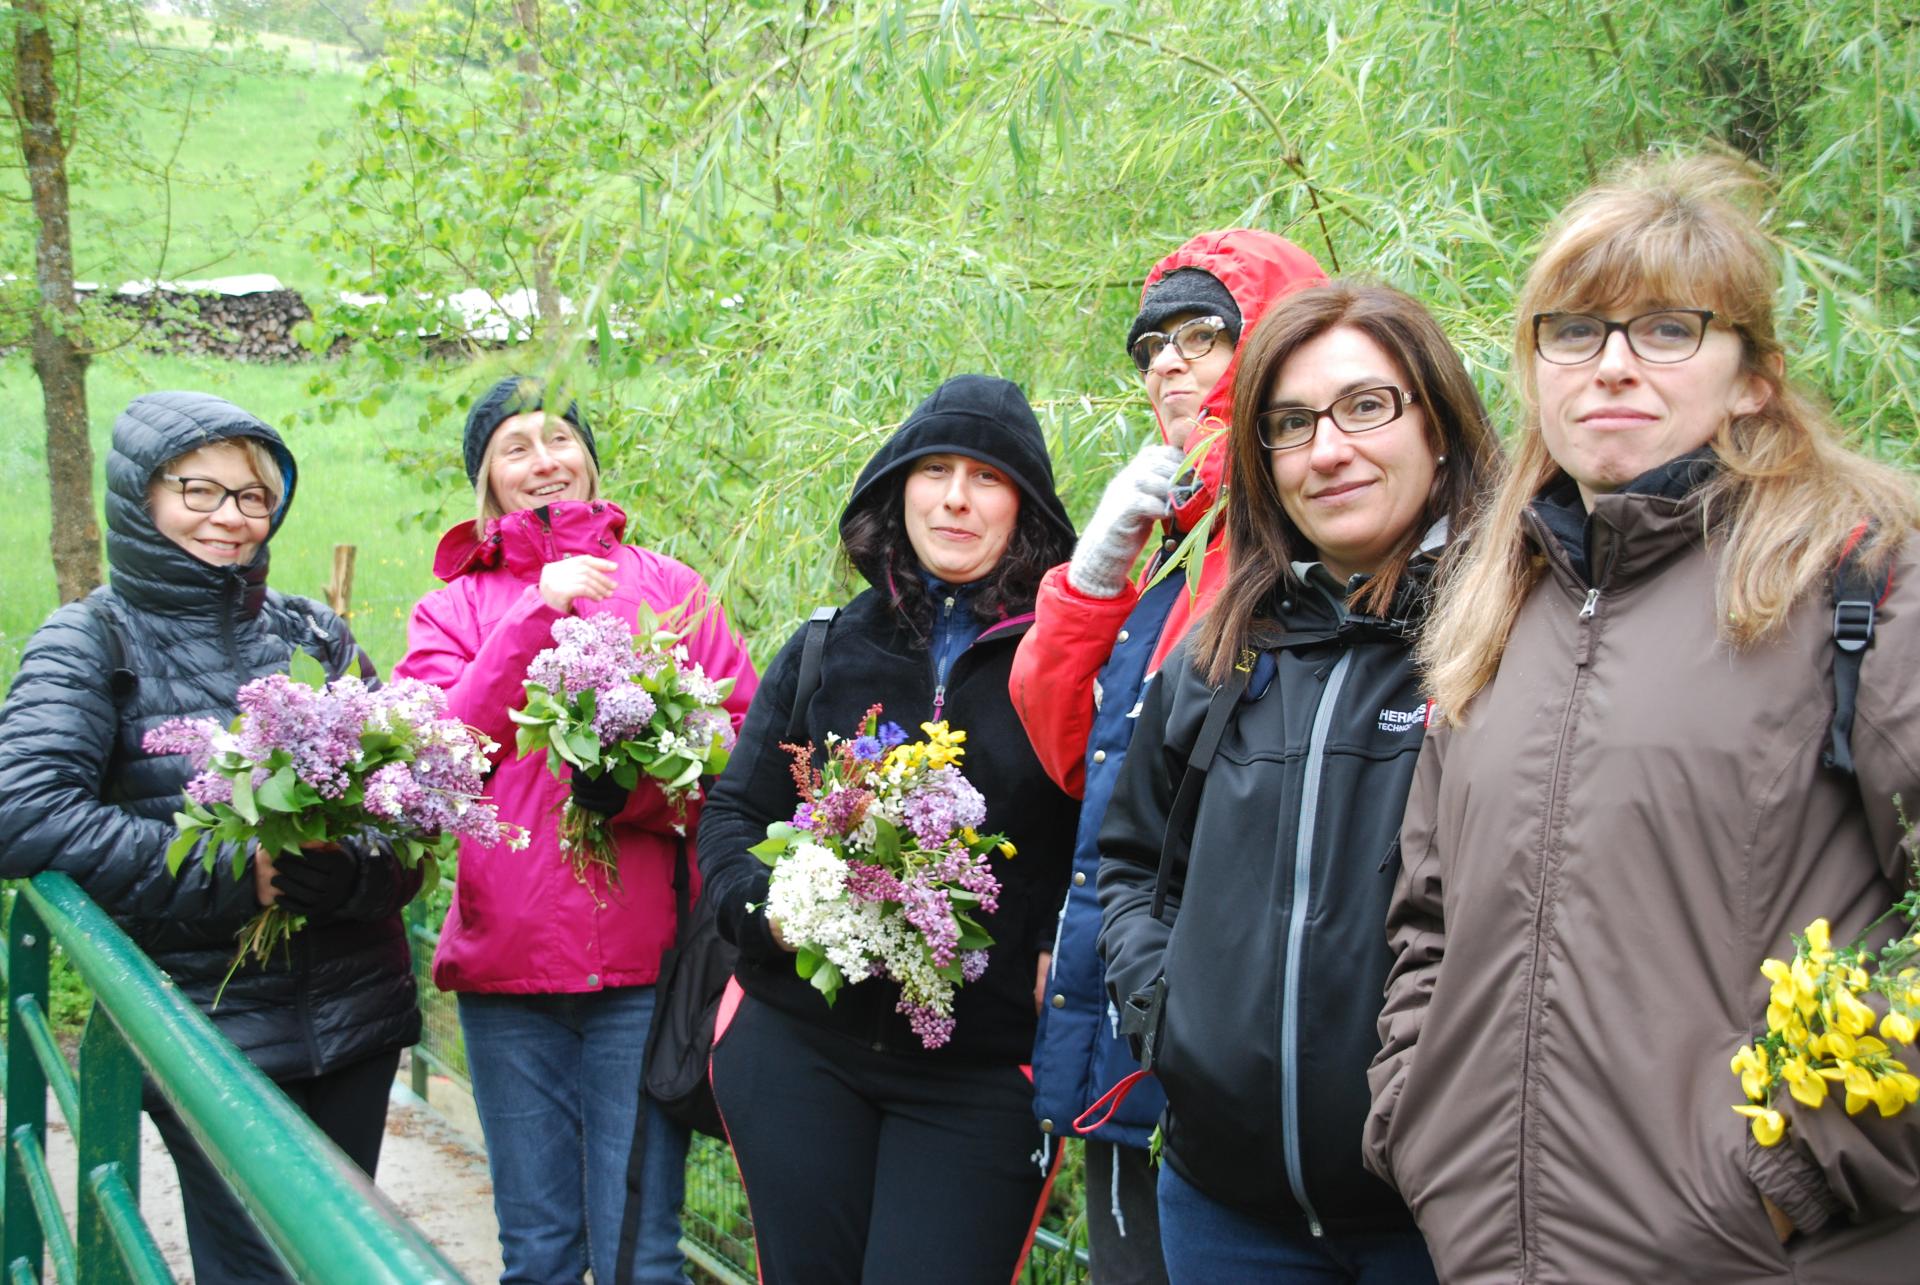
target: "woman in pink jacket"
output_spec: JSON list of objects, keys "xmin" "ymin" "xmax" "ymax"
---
[{"xmin": 395, "ymin": 375, "xmax": 757, "ymax": 1285}]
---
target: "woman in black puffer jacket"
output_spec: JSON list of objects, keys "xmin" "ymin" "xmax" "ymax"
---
[{"xmin": 0, "ymin": 392, "xmax": 420, "ymax": 1285}]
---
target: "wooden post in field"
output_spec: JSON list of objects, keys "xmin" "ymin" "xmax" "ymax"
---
[{"xmin": 327, "ymin": 544, "xmax": 357, "ymax": 618}]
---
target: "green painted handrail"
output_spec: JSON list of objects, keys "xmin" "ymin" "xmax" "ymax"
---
[{"xmin": 9, "ymin": 874, "xmax": 468, "ymax": 1283}]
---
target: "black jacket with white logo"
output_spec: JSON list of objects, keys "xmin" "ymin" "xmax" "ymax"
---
[{"xmin": 1098, "ymin": 560, "xmax": 1433, "ymax": 1234}]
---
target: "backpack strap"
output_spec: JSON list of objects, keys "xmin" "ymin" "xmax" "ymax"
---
[
  {"xmin": 1824, "ymin": 522, "xmax": 1892, "ymax": 778},
  {"xmin": 784, "ymin": 606, "xmax": 840, "ymax": 742},
  {"xmin": 83, "ymin": 595, "xmax": 138, "ymax": 706},
  {"xmin": 1150, "ymin": 655, "xmax": 1254, "ymax": 921}
]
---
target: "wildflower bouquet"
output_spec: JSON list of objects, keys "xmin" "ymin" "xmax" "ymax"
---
[
  {"xmin": 1731, "ymin": 873, "xmax": 1920, "ymax": 1145},
  {"xmin": 511, "ymin": 607, "xmax": 737, "ymax": 885},
  {"xmin": 750, "ymin": 707, "xmax": 1010, "ymax": 1049},
  {"xmin": 145, "ymin": 652, "xmax": 524, "ymax": 985}
]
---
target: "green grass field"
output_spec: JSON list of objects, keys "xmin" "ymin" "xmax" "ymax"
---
[{"xmin": 0, "ymin": 354, "xmax": 460, "ymax": 683}]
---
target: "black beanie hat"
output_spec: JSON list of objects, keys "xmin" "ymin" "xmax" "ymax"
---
[
  {"xmin": 462, "ymin": 375, "xmax": 598, "ymax": 485},
  {"xmin": 1124, "ymin": 267, "xmax": 1243, "ymax": 360}
]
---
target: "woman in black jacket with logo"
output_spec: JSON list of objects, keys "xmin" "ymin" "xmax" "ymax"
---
[
  {"xmin": 698, "ymin": 374, "xmax": 1078, "ymax": 1284},
  {"xmin": 0, "ymin": 392, "xmax": 420, "ymax": 1285},
  {"xmin": 1097, "ymin": 285, "xmax": 1499, "ymax": 1283}
]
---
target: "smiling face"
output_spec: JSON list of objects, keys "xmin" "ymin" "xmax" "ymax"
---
[
  {"xmin": 1265, "ymin": 325, "xmax": 1438, "ymax": 584},
  {"xmin": 148, "ymin": 442, "xmax": 274, "ymax": 567},
  {"xmin": 1533, "ymin": 304, "xmax": 1770, "ymax": 508},
  {"xmin": 485, "ymin": 411, "xmax": 595, "ymax": 513},
  {"xmin": 901, "ymin": 453, "xmax": 1022, "ymax": 585},
  {"xmin": 1143, "ymin": 311, "xmax": 1236, "ymax": 450}
]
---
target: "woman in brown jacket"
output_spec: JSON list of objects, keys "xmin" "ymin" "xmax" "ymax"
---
[{"xmin": 1365, "ymin": 154, "xmax": 1920, "ymax": 1283}]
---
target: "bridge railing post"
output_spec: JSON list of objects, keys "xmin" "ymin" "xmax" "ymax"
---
[
  {"xmin": 76, "ymin": 1007, "xmax": 143, "ymax": 1285},
  {"xmin": 4, "ymin": 893, "xmax": 50, "ymax": 1280}
]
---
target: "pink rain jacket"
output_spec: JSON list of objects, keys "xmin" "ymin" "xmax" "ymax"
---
[{"xmin": 396, "ymin": 500, "xmax": 758, "ymax": 994}]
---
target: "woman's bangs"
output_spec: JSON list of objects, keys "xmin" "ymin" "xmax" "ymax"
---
[{"xmin": 1537, "ymin": 218, "xmax": 1744, "ymax": 321}]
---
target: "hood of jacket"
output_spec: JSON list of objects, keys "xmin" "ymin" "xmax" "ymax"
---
[
  {"xmin": 429, "ymin": 499, "xmax": 629, "ymax": 583},
  {"xmin": 1137, "ymin": 230, "xmax": 1327, "ymax": 529},
  {"xmin": 837, "ymin": 374, "xmax": 1075, "ymax": 589},
  {"xmin": 105, "ymin": 392, "xmax": 299, "ymax": 620}
]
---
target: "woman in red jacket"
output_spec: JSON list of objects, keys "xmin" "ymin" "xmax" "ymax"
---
[{"xmin": 395, "ymin": 375, "xmax": 757, "ymax": 1285}]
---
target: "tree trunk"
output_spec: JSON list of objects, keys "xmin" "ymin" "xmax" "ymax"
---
[
  {"xmin": 514, "ymin": 0, "xmax": 562, "ymax": 333},
  {"xmin": 11, "ymin": 0, "xmax": 101, "ymax": 603}
]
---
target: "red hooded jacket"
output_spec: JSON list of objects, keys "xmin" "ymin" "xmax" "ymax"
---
[{"xmin": 1010, "ymin": 230, "xmax": 1326, "ymax": 796}]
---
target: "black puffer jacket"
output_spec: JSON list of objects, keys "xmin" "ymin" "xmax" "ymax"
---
[
  {"xmin": 698, "ymin": 375, "xmax": 1078, "ymax": 1065},
  {"xmin": 1098, "ymin": 551, "xmax": 1440, "ymax": 1236},
  {"xmin": 0, "ymin": 392, "xmax": 420, "ymax": 1080}
]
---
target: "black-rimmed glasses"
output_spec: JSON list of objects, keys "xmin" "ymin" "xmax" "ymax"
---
[
  {"xmin": 160, "ymin": 474, "xmax": 275, "ymax": 518},
  {"xmin": 1130, "ymin": 315, "xmax": 1229, "ymax": 373},
  {"xmin": 1532, "ymin": 309, "xmax": 1719, "ymax": 365},
  {"xmin": 1255, "ymin": 386, "xmax": 1416, "ymax": 452}
]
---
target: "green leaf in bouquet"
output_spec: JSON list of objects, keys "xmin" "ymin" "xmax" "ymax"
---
[
  {"xmin": 256, "ymin": 765, "xmax": 302, "ymax": 813},
  {"xmin": 287, "ymin": 649, "xmax": 329, "ymax": 691},
  {"xmin": 704, "ymin": 745, "xmax": 733, "ymax": 777},
  {"xmin": 577, "ymin": 686, "xmax": 598, "ymax": 724},
  {"xmin": 713, "ymin": 677, "xmax": 736, "ymax": 701},
  {"xmin": 230, "ymin": 773, "xmax": 260, "ymax": 824},
  {"xmin": 869, "ymin": 818, "xmax": 901, "ymax": 866},
  {"xmin": 165, "ymin": 824, "xmax": 201, "ymax": 876},
  {"xmin": 562, "ymin": 726, "xmax": 601, "ymax": 768},
  {"xmin": 748, "ymin": 835, "xmax": 793, "ymax": 864},
  {"xmin": 611, "ymin": 760, "xmax": 640, "ymax": 790},
  {"xmin": 666, "ymin": 758, "xmax": 704, "ymax": 790},
  {"xmin": 514, "ymin": 722, "xmax": 542, "ymax": 758},
  {"xmin": 955, "ymin": 916, "xmax": 995, "ymax": 951}
]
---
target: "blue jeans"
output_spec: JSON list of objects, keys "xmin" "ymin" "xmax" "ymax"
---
[
  {"xmin": 458, "ymin": 987, "xmax": 690, "ymax": 1285},
  {"xmin": 1157, "ymin": 1163, "xmax": 1435, "ymax": 1285}
]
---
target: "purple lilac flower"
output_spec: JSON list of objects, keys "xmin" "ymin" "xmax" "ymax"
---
[
  {"xmin": 183, "ymin": 769, "xmax": 233, "ymax": 806},
  {"xmin": 527, "ymin": 613, "xmax": 640, "ymax": 699},
  {"xmin": 897, "ymin": 1000, "xmax": 955, "ymax": 1049},
  {"xmin": 960, "ymin": 950, "xmax": 989, "ymax": 983},
  {"xmin": 930, "ymin": 849, "xmax": 1001, "ymax": 914},
  {"xmin": 230, "ymin": 673, "xmax": 368, "ymax": 800},
  {"xmin": 143, "ymin": 718, "xmax": 219, "ymax": 763},
  {"xmin": 682, "ymin": 707, "xmax": 735, "ymax": 752},
  {"xmin": 361, "ymin": 762, "xmax": 423, "ymax": 821},
  {"xmin": 899, "ymin": 767, "xmax": 987, "ymax": 848},
  {"xmin": 844, "ymin": 861, "xmax": 905, "ymax": 903},
  {"xmin": 900, "ymin": 878, "xmax": 960, "ymax": 966},
  {"xmin": 818, "ymin": 786, "xmax": 873, "ymax": 836},
  {"xmin": 592, "ymin": 684, "xmax": 657, "ymax": 742}
]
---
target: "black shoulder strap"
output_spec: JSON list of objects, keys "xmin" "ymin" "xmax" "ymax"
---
[
  {"xmin": 1151, "ymin": 656, "xmax": 1255, "ymax": 920},
  {"xmin": 1825, "ymin": 524, "xmax": 1891, "ymax": 778},
  {"xmin": 84, "ymin": 595, "xmax": 138, "ymax": 706},
  {"xmin": 784, "ymin": 606, "xmax": 840, "ymax": 742}
]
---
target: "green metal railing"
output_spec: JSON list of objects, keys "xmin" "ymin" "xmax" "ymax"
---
[
  {"xmin": 2, "ymin": 874, "xmax": 468, "ymax": 1284},
  {"xmin": 403, "ymin": 895, "xmax": 1091, "ymax": 1284}
]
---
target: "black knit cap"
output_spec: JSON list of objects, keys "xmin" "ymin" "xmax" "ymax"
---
[
  {"xmin": 839, "ymin": 374, "xmax": 1075, "ymax": 581},
  {"xmin": 462, "ymin": 374, "xmax": 598, "ymax": 485},
  {"xmin": 1124, "ymin": 267, "xmax": 1243, "ymax": 359}
]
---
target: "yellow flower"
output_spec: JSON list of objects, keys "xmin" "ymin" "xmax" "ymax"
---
[
  {"xmin": 960, "ymin": 827, "xmax": 980, "ymax": 845},
  {"xmin": 998, "ymin": 841, "xmax": 1017, "ymax": 859},
  {"xmin": 1730, "ymin": 1045, "xmax": 1769, "ymax": 1103},
  {"xmin": 1789, "ymin": 959, "xmax": 1821, "ymax": 1016},
  {"xmin": 1734, "ymin": 1105, "xmax": 1786, "ymax": 1146},
  {"xmin": 1882, "ymin": 1010, "xmax": 1919, "ymax": 1045},
  {"xmin": 1819, "ymin": 1029, "xmax": 1857, "ymax": 1061},
  {"xmin": 1870, "ymin": 1073, "xmax": 1914, "ymax": 1117},
  {"xmin": 1782, "ymin": 1057, "xmax": 1828, "ymax": 1109},
  {"xmin": 1804, "ymin": 918, "xmax": 1835, "ymax": 964},
  {"xmin": 1831, "ymin": 987, "xmax": 1878, "ymax": 1038}
]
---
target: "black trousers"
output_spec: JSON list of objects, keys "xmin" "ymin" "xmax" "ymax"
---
[
  {"xmin": 147, "ymin": 1049, "xmax": 400, "ymax": 1285},
  {"xmin": 710, "ymin": 993, "xmax": 1053, "ymax": 1285}
]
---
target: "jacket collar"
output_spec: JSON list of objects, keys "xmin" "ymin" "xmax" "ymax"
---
[
  {"xmin": 1524, "ymin": 450, "xmax": 1719, "ymax": 590},
  {"xmin": 431, "ymin": 500, "xmax": 627, "ymax": 583}
]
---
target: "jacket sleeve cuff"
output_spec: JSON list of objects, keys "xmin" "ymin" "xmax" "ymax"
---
[{"xmin": 1748, "ymin": 1133, "xmax": 1845, "ymax": 1235}]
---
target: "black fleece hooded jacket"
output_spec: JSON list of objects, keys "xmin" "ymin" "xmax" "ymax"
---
[
  {"xmin": 698, "ymin": 375, "xmax": 1079, "ymax": 1065},
  {"xmin": 0, "ymin": 392, "xmax": 420, "ymax": 1080}
]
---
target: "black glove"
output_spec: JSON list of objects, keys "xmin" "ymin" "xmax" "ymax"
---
[
  {"xmin": 268, "ymin": 846, "xmax": 358, "ymax": 917},
  {"xmin": 570, "ymin": 769, "xmax": 632, "ymax": 818}
]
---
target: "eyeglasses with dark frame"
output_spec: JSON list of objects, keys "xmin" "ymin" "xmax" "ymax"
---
[
  {"xmin": 1130, "ymin": 314, "xmax": 1230, "ymax": 374},
  {"xmin": 1531, "ymin": 308, "xmax": 1720, "ymax": 365},
  {"xmin": 1255, "ymin": 385, "xmax": 1417, "ymax": 452},
  {"xmin": 160, "ymin": 473, "xmax": 276, "ymax": 519}
]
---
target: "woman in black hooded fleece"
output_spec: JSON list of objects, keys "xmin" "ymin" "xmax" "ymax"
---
[
  {"xmin": 0, "ymin": 393, "xmax": 419, "ymax": 1285},
  {"xmin": 698, "ymin": 374, "xmax": 1079, "ymax": 1284}
]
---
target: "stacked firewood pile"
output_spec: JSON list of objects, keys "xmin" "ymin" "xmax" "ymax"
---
[{"xmin": 97, "ymin": 277, "xmax": 318, "ymax": 362}]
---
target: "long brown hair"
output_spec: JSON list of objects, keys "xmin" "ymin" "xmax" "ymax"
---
[
  {"xmin": 1191, "ymin": 282, "xmax": 1502, "ymax": 685},
  {"xmin": 1421, "ymin": 153, "xmax": 1920, "ymax": 723}
]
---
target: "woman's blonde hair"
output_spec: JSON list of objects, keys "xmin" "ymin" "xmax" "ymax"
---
[
  {"xmin": 472, "ymin": 414, "xmax": 602, "ymax": 535},
  {"xmin": 1421, "ymin": 152, "xmax": 1920, "ymax": 724}
]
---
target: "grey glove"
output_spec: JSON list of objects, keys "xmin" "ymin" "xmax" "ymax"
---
[{"xmin": 1067, "ymin": 442, "xmax": 1185, "ymax": 598}]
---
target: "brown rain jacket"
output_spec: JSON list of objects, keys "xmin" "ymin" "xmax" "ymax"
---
[{"xmin": 1365, "ymin": 483, "xmax": 1920, "ymax": 1283}]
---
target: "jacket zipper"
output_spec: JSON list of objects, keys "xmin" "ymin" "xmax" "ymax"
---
[
  {"xmin": 220, "ymin": 573, "xmax": 241, "ymax": 672},
  {"xmin": 1516, "ymin": 574, "xmax": 1606, "ymax": 1268},
  {"xmin": 931, "ymin": 595, "xmax": 956, "ymax": 721},
  {"xmin": 1280, "ymin": 649, "xmax": 1351, "ymax": 1237},
  {"xmin": 534, "ymin": 504, "xmax": 559, "ymax": 563}
]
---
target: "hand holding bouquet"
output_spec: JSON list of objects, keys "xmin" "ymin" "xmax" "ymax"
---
[
  {"xmin": 751, "ymin": 707, "xmax": 1011, "ymax": 1049},
  {"xmin": 144, "ymin": 652, "xmax": 524, "ymax": 993},
  {"xmin": 1731, "ymin": 860, "xmax": 1920, "ymax": 1145},
  {"xmin": 512, "ymin": 607, "xmax": 737, "ymax": 887}
]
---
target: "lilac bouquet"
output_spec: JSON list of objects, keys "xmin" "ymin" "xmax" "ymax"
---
[
  {"xmin": 749, "ymin": 706, "xmax": 1010, "ymax": 1049},
  {"xmin": 144, "ymin": 652, "xmax": 525, "ymax": 987},
  {"xmin": 511, "ymin": 606, "xmax": 737, "ymax": 887}
]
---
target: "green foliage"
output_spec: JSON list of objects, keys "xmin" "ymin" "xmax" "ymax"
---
[{"xmin": 298, "ymin": 0, "xmax": 1919, "ymax": 656}]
